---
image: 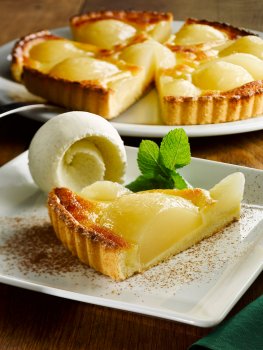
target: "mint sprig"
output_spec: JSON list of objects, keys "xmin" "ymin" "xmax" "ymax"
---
[{"xmin": 126, "ymin": 128, "xmax": 191, "ymax": 192}]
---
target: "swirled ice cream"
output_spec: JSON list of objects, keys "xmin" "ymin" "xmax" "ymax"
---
[{"xmin": 28, "ymin": 111, "xmax": 127, "ymax": 192}]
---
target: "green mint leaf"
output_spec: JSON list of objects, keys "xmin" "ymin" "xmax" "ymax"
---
[
  {"xmin": 126, "ymin": 128, "xmax": 191, "ymax": 192},
  {"xmin": 137, "ymin": 140, "xmax": 161, "ymax": 177},
  {"xmin": 160, "ymin": 128, "xmax": 191, "ymax": 170},
  {"xmin": 170, "ymin": 171, "xmax": 189, "ymax": 190},
  {"xmin": 126, "ymin": 174, "xmax": 171, "ymax": 192},
  {"xmin": 126, "ymin": 175, "xmax": 153, "ymax": 192}
]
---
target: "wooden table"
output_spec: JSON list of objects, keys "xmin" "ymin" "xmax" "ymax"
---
[{"xmin": 0, "ymin": 1, "xmax": 262, "ymax": 349}]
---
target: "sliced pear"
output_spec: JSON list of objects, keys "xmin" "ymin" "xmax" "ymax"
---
[
  {"xmin": 72, "ymin": 19, "xmax": 137, "ymax": 49},
  {"xmin": 81, "ymin": 181, "xmax": 131, "ymax": 201},
  {"xmin": 29, "ymin": 40, "xmax": 85, "ymax": 63},
  {"xmin": 219, "ymin": 35, "xmax": 263, "ymax": 60},
  {"xmin": 153, "ymin": 41, "xmax": 176, "ymax": 70},
  {"xmin": 28, "ymin": 39, "xmax": 97, "ymax": 73},
  {"xmin": 192, "ymin": 61, "xmax": 254, "ymax": 91},
  {"xmin": 173, "ymin": 23, "xmax": 227, "ymax": 45},
  {"xmin": 120, "ymin": 40, "xmax": 156, "ymax": 84},
  {"xmin": 49, "ymin": 56, "xmax": 121, "ymax": 82},
  {"xmin": 210, "ymin": 172, "xmax": 245, "ymax": 211},
  {"xmin": 84, "ymin": 173, "xmax": 244, "ymax": 270},
  {"xmin": 159, "ymin": 76, "xmax": 201, "ymax": 97},
  {"xmin": 120, "ymin": 39, "xmax": 176, "ymax": 69},
  {"xmin": 99, "ymin": 192, "xmax": 202, "ymax": 267},
  {"xmin": 120, "ymin": 39, "xmax": 176, "ymax": 85},
  {"xmin": 146, "ymin": 20, "xmax": 172, "ymax": 43},
  {"xmin": 220, "ymin": 53, "xmax": 263, "ymax": 80}
]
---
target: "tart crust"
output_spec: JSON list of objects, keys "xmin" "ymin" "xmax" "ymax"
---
[
  {"xmin": 167, "ymin": 17, "xmax": 256, "ymax": 49},
  {"xmin": 70, "ymin": 10, "xmax": 173, "ymax": 27},
  {"xmin": 22, "ymin": 64, "xmax": 146, "ymax": 119},
  {"xmin": 48, "ymin": 188, "xmax": 137, "ymax": 281},
  {"xmin": 11, "ymin": 30, "xmax": 60, "ymax": 82},
  {"xmin": 161, "ymin": 81, "xmax": 263, "ymax": 125}
]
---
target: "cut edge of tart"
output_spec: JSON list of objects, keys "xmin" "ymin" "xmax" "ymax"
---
[
  {"xmin": 12, "ymin": 30, "xmax": 153, "ymax": 119},
  {"xmin": 48, "ymin": 172, "xmax": 245, "ymax": 281},
  {"xmin": 22, "ymin": 61, "xmax": 147, "ymax": 119}
]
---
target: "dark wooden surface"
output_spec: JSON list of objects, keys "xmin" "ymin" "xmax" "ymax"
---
[{"xmin": 0, "ymin": 1, "xmax": 262, "ymax": 349}]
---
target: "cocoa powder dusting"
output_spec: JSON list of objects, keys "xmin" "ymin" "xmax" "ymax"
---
[
  {"xmin": 0, "ymin": 203, "xmax": 262, "ymax": 297},
  {"xmin": 0, "ymin": 216, "xmax": 85, "ymax": 276}
]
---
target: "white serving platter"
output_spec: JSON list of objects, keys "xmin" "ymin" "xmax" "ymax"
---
[{"xmin": 0, "ymin": 146, "xmax": 262, "ymax": 327}]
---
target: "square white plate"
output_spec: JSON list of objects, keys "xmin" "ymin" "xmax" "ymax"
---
[{"xmin": 0, "ymin": 146, "xmax": 262, "ymax": 327}]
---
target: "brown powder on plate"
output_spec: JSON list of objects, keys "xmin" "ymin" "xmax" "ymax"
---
[
  {"xmin": 0, "ymin": 216, "xmax": 85, "ymax": 276},
  {"xmin": 0, "ymin": 204, "xmax": 260, "ymax": 293}
]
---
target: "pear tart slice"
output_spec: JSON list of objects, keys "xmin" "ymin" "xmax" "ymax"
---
[
  {"xmin": 11, "ymin": 24, "xmax": 176, "ymax": 119},
  {"xmin": 157, "ymin": 19, "xmax": 263, "ymax": 125},
  {"xmin": 11, "ymin": 30, "xmax": 153, "ymax": 119},
  {"xmin": 70, "ymin": 10, "xmax": 173, "ymax": 50},
  {"xmin": 48, "ymin": 173, "xmax": 245, "ymax": 281}
]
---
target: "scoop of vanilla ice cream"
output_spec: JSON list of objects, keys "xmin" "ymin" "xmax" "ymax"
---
[{"xmin": 28, "ymin": 111, "xmax": 127, "ymax": 192}]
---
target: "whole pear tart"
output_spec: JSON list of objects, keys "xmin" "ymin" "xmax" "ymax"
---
[
  {"xmin": 10, "ymin": 12, "xmax": 263, "ymax": 124},
  {"xmin": 48, "ymin": 173, "xmax": 245, "ymax": 280}
]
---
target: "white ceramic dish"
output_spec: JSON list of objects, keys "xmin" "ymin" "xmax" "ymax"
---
[
  {"xmin": 0, "ymin": 146, "xmax": 262, "ymax": 327},
  {"xmin": 1, "ymin": 23, "xmax": 263, "ymax": 137}
]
